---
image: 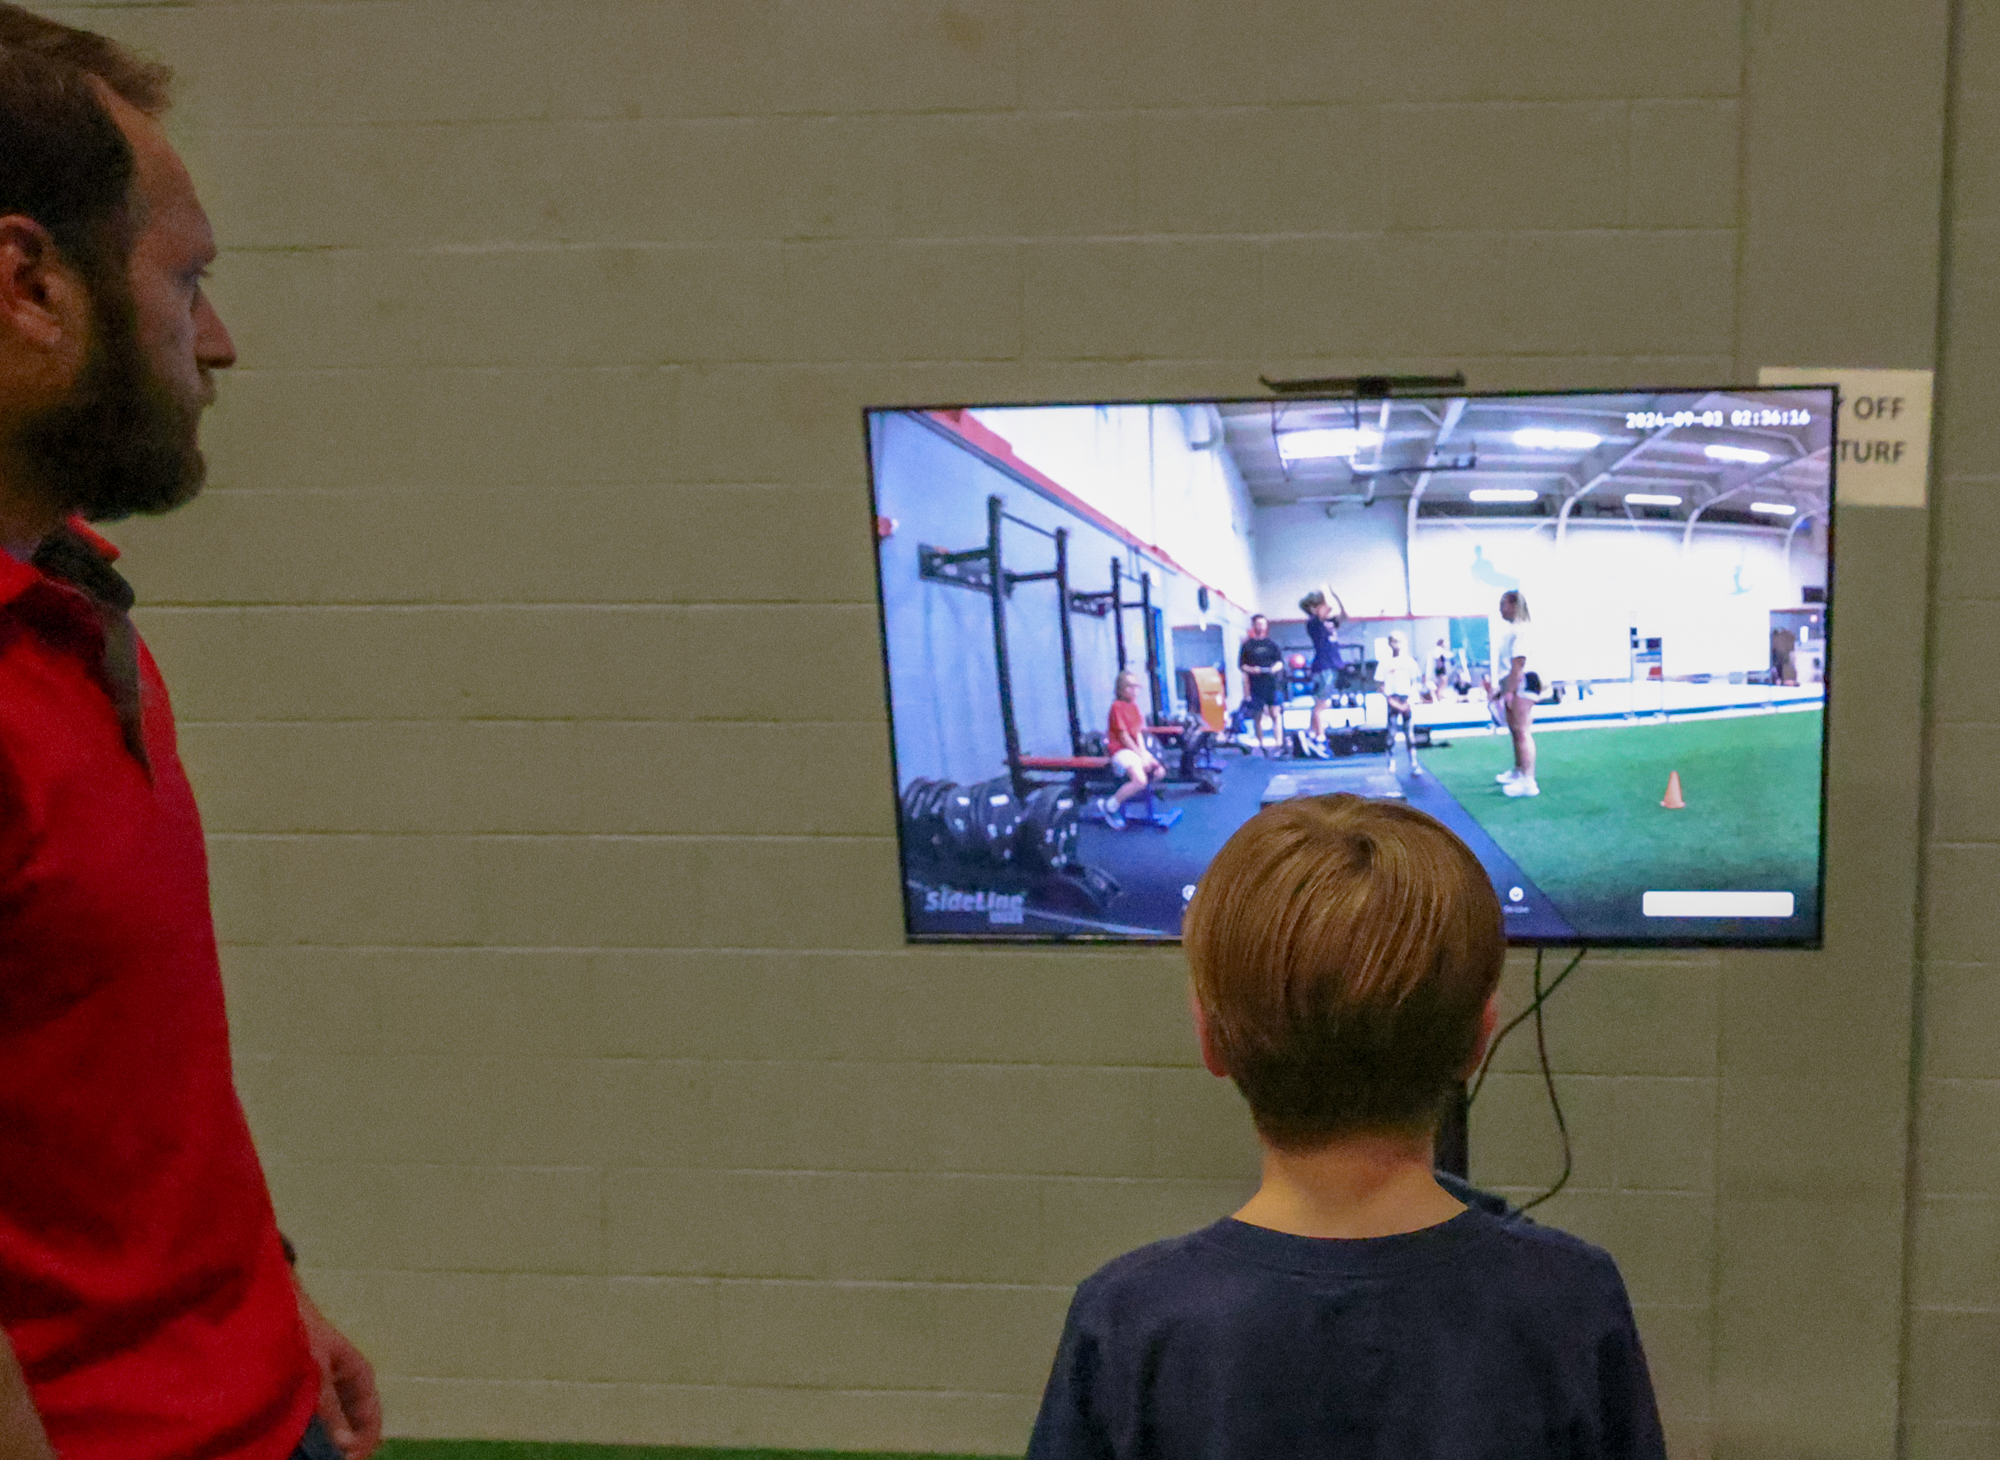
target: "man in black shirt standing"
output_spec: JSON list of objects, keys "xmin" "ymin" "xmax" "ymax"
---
[{"xmin": 1236, "ymin": 614, "xmax": 1284, "ymax": 757}]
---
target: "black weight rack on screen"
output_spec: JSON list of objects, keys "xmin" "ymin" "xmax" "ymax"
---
[
  {"xmin": 1069, "ymin": 555, "xmax": 1168, "ymax": 725},
  {"xmin": 919, "ymin": 494, "xmax": 1080, "ymax": 797},
  {"xmin": 918, "ymin": 493, "xmax": 1173, "ymax": 798}
]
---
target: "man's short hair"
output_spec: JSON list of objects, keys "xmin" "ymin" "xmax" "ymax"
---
[
  {"xmin": 1184, "ymin": 794, "xmax": 1505, "ymax": 1148},
  {"xmin": 0, "ymin": 6, "xmax": 170, "ymax": 288},
  {"xmin": 0, "ymin": 3, "xmax": 170, "ymax": 113}
]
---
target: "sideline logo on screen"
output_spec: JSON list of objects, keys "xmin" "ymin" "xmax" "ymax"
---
[{"xmin": 919, "ymin": 885, "xmax": 1027, "ymax": 925}]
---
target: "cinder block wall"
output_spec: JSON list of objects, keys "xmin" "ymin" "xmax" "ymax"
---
[
  {"xmin": 42, "ymin": 1, "xmax": 1963, "ymax": 1455},
  {"xmin": 1907, "ymin": 2, "xmax": 2000, "ymax": 1452}
]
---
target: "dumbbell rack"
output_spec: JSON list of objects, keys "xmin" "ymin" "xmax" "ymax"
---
[{"xmin": 899, "ymin": 775, "xmax": 1121, "ymax": 920}]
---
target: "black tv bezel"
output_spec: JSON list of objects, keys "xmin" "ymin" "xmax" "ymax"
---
[{"xmin": 864, "ymin": 382, "xmax": 1839, "ymax": 951}]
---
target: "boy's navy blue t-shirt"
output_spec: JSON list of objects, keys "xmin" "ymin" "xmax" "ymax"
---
[
  {"xmin": 1305, "ymin": 615, "xmax": 1339, "ymax": 674},
  {"xmin": 1027, "ymin": 1207, "xmax": 1666, "ymax": 1460}
]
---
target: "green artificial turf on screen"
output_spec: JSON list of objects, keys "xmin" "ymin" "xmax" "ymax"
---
[
  {"xmin": 1422, "ymin": 709, "xmax": 1823, "ymax": 927},
  {"xmin": 377, "ymin": 1444, "xmax": 1005, "ymax": 1460}
]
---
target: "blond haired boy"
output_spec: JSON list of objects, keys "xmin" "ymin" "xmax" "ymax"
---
[{"xmin": 1028, "ymin": 795, "xmax": 1665, "ymax": 1459}]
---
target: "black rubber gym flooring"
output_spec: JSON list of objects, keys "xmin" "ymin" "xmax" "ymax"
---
[
  {"xmin": 1067, "ymin": 744, "xmax": 1573, "ymax": 940},
  {"xmin": 902, "ymin": 742, "xmax": 1580, "ymax": 940},
  {"xmin": 1070, "ymin": 751, "xmax": 1289, "ymax": 932}
]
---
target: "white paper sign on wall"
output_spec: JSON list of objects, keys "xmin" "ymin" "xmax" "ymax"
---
[{"xmin": 1757, "ymin": 366, "xmax": 1933, "ymax": 507}]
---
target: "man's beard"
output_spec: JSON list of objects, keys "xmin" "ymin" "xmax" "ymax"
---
[{"xmin": 13, "ymin": 273, "xmax": 206, "ymax": 524}]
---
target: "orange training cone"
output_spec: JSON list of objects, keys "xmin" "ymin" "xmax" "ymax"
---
[{"xmin": 1661, "ymin": 771, "xmax": 1686, "ymax": 810}]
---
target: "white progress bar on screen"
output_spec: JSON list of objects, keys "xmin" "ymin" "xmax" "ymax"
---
[{"xmin": 1643, "ymin": 891, "xmax": 1796, "ymax": 918}]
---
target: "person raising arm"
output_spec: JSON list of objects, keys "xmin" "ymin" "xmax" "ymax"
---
[{"xmin": 1299, "ymin": 587, "xmax": 1346, "ymax": 757}]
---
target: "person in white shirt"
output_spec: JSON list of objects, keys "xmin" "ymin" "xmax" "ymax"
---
[
  {"xmin": 1377, "ymin": 632, "xmax": 1423, "ymax": 774},
  {"xmin": 1488, "ymin": 590, "xmax": 1539, "ymax": 797}
]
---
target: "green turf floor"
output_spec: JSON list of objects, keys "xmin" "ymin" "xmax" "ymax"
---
[
  {"xmin": 377, "ymin": 1444, "xmax": 1002, "ymax": 1460},
  {"xmin": 1422, "ymin": 709, "xmax": 1823, "ymax": 932}
]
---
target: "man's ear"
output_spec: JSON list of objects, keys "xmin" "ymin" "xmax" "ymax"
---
[
  {"xmin": 1189, "ymin": 983, "xmax": 1229, "ymax": 1079},
  {"xmin": 0, "ymin": 217, "xmax": 88, "ymax": 353}
]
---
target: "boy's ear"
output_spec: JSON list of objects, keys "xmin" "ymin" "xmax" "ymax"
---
[
  {"xmin": 1461, "ymin": 989, "xmax": 1502, "ymax": 1080},
  {"xmin": 1189, "ymin": 983, "xmax": 1229, "ymax": 1079}
]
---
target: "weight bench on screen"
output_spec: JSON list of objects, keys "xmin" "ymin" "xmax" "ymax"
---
[{"xmin": 1017, "ymin": 754, "xmax": 1182, "ymax": 830}]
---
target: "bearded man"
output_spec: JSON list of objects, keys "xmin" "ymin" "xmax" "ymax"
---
[{"xmin": 0, "ymin": 11, "xmax": 379, "ymax": 1460}]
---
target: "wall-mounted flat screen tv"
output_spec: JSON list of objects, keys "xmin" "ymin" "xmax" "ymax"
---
[{"xmin": 867, "ymin": 386, "xmax": 1835, "ymax": 946}]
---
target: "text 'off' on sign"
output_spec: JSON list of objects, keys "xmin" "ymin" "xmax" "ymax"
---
[{"xmin": 1759, "ymin": 366, "xmax": 1933, "ymax": 507}]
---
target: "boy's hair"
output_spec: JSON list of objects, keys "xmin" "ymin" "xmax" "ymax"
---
[
  {"xmin": 1115, "ymin": 669, "xmax": 1142, "ymax": 692},
  {"xmin": 1299, "ymin": 588, "xmax": 1345, "ymax": 624},
  {"xmin": 1183, "ymin": 794, "xmax": 1505, "ymax": 1148}
]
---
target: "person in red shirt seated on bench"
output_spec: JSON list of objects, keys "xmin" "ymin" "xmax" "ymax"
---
[{"xmin": 1099, "ymin": 670, "xmax": 1165, "ymax": 830}]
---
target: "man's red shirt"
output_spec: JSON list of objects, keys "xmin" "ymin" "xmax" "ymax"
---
[{"xmin": 0, "ymin": 522, "xmax": 317, "ymax": 1460}]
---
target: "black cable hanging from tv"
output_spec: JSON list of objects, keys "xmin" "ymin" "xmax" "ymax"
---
[{"xmin": 1460, "ymin": 947, "xmax": 1588, "ymax": 1216}]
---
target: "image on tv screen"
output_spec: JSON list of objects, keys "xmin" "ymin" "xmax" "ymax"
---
[{"xmin": 867, "ymin": 386, "xmax": 1835, "ymax": 946}]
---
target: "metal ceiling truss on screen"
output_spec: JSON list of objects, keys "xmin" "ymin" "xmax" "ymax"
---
[{"xmin": 1219, "ymin": 391, "xmax": 1831, "ymax": 533}]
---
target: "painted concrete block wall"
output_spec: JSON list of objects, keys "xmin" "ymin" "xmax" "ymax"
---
[
  {"xmin": 1907, "ymin": 3, "xmax": 2000, "ymax": 1453},
  {"xmin": 33, "ymin": 0, "xmax": 1953, "ymax": 1454}
]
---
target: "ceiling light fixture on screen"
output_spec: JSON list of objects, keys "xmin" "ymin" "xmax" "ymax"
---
[
  {"xmin": 1705, "ymin": 444, "xmax": 1772, "ymax": 464},
  {"xmin": 1624, "ymin": 493, "xmax": 1683, "ymax": 507},
  {"xmin": 1277, "ymin": 427, "xmax": 1382, "ymax": 461},
  {"xmin": 1469, "ymin": 489, "xmax": 1540, "ymax": 504},
  {"xmin": 1512, "ymin": 428, "xmax": 1601, "ymax": 450},
  {"xmin": 1750, "ymin": 501, "xmax": 1798, "ymax": 516}
]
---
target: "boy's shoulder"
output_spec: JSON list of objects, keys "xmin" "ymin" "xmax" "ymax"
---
[
  {"xmin": 1070, "ymin": 1206, "xmax": 1628, "ymax": 1331},
  {"xmin": 1034, "ymin": 1205, "xmax": 1666, "ymax": 1460}
]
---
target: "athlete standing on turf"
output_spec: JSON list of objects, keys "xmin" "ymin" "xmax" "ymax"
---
[{"xmin": 1490, "ymin": 590, "xmax": 1539, "ymax": 797}]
